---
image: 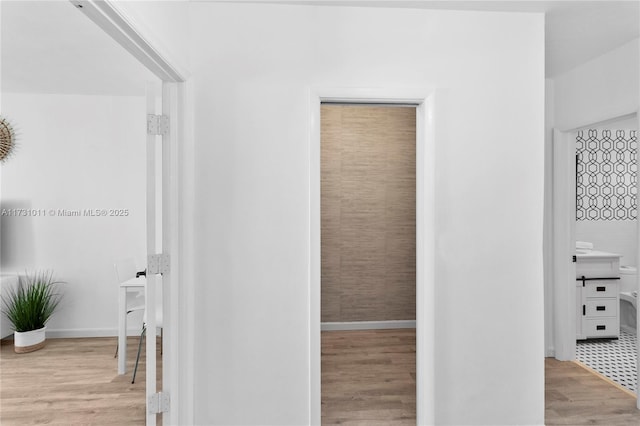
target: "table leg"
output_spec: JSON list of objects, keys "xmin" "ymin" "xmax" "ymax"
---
[{"xmin": 118, "ymin": 287, "xmax": 127, "ymax": 374}]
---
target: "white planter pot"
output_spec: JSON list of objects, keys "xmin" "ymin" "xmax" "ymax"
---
[{"xmin": 14, "ymin": 327, "xmax": 46, "ymax": 353}]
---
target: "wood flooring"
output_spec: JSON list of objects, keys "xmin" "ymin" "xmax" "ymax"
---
[
  {"xmin": 0, "ymin": 336, "xmax": 161, "ymax": 425},
  {"xmin": 546, "ymin": 357, "xmax": 640, "ymax": 425},
  {"xmin": 321, "ymin": 329, "xmax": 416, "ymax": 425},
  {"xmin": 3, "ymin": 331, "xmax": 640, "ymax": 425},
  {"xmin": 323, "ymin": 329, "xmax": 640, "ymax": 425}
]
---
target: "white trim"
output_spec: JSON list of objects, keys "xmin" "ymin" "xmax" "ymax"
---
[
  {"xmin": 552, "ymin": 129, "xmax": 577, "ymax": 361},
  {"xmin": 567, "ymin": 110, "xmax": 640, "ymax": 133},
  {"xmin": 146, "ymin": 81, "xmax": 160, "ymax": 426},
  {"xmin": 636, "ymin": 99, "xmax": 640, "ymax": 410},
  {"xmin": 40, "ymin": 328, "xmax": 142, "ymax": 339},
  {"xmin": 177, "ymin": 79, "xmax": 196, "ymax": 426},
  {"xmin": 309, "ymin": 87, "xmax": 436, "ymax": 426},
  {"xmin": 321, "ymin": 320, "xmax": 416, "ymax": 331},
  {"xmin": 163, "ymin": 81, "xmax": 180, "ymax": 426},
  {"xmin": 309, "ymin": 93, "xmax": 321, "ymax": 426},
  {"xmin": 69, "ymin": 0, "xmax": 185, "ymax": 82}
]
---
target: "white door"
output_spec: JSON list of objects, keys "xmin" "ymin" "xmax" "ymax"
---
[
  {"xmin": 552, "ymin": 129, "xmax": 577, "ymax": 361},
  {"xmin": 146, "ymin": 80, "xmax": 179, "ymax": 425},
  {"xmin": 146, "ymin": 81, "xmax": 163, "ymax": 426}
]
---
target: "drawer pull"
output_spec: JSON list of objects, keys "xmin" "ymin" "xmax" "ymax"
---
[
  {"xmin": 596, "ymin": 306, "xmax": 606, "ymax": 311},
  {"xmin": 596, "ymin": 286, "xmax": 606, "ymax": 292},
  {"xmin": 596, "ymin": 325, "xmax": 606, "ymax": 330}
]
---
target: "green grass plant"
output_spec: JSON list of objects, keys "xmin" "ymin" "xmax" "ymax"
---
[{"xmin": 1, "ymin": 271, "xmax": 62, "ymax": 333}]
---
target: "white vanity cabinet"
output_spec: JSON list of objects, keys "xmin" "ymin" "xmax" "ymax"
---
[
  {"xmin": 575, "ymin": 250, "xmax": 621, "ymax": 340},
  {"xmin": 576, "ymin": 278, "xmax": 619, "ymax": 339}
]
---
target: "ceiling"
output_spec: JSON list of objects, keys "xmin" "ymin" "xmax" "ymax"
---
[
  {"xmin": 543, "ymin": 1, "xmax": 639, "ymax": 76},
  {"xmin": 1, "ymin": 1, "xmax": 156, "ymax": 96},
  {"xmin": 1, "ymin": 1, "xmax": 638, "ymax": 96}
]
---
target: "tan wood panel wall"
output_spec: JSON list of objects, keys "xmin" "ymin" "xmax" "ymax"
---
[{"xmin": 321, "ymin": 104, "xmax": 416, "ymax": 322}]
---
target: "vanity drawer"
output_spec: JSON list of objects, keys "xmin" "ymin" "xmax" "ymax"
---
[
  {"xmin": 584, "ymin": 281, "xmax": 619, "ymax": 298},
  {"xmin": 585, "ymin": 299, "xmax": 618, "ymax": 317},
  {"xmin": 584, "ymin": 317, "xmax": 619, "ymax": 338}
]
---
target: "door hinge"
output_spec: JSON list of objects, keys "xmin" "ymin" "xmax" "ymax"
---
[
  {"xmin": 148, "ymin": 253, "xmax": 170, "ymax": 275},
  {"xmin": 148, "ymin": 391, "xmax": 170, "ymax": 414},
  {"xmin": 583, "ymin": 305, "xmax": 586, "ymax": 316},
  {"xmin": 147, "ymin": 114, "xmax": 169, "ymax": 136},
  {"xmin": 572, "ymin": 255, "xmax": 577, "ymax": 263}
]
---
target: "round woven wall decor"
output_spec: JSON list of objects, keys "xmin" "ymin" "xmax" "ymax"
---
[{"xmin": 0, "ymin": 116, "xmax": 17, "ymax": 162}]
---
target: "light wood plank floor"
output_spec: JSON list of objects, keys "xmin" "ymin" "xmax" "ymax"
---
[
  {"xmin": 322, "ymin": 329, "xmax": 416, "ymax": 425},
  {"xmin": 0, "ymin": 336, "xmax": 161, "ymax": 425},
  {"xmin": 546, "ymin": 357, "xmax": 640, "ymax": 425},
  {"xmin": 323, "ymin": 330, "xmax": 640, "ymax": 425},
  {"xmin": 4, "ymin": 333, "xmax": 640, "ymax": 425}
]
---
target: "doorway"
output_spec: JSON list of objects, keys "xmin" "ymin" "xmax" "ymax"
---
[
  {"xmin": 309, "ymin": 89, "xmax": 436, "ymax": 425},
  {"xmin": 319, "ymin": 103, "xmax": 416, "ymax": 423},
  {"xmin": 551, "ymin": 117, "xmax": 640, "ymax": 405},
  {"xmin": 68, "ymin": 1, "xmax": 189, "ymax": 423},
  {"xmin": 0, "ymin": 1, "xmax": 188, "ymax": 424}
]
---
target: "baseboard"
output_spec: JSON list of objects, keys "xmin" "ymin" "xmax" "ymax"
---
[
  {"xmin": 2, "ymin": 328, "xmax": 160, "ymax": 339},
  {"xmin": 42, "ymin": 328, "xmax": 143, "ymax": 339},
  {"xmin": 321, "ymin": 320, "xmax": 416, "ymax": 331}
]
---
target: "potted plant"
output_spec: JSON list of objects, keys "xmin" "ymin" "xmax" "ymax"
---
[{"xmin": 1, "ymin": 271, "xmax": 63, "ymax": 353}]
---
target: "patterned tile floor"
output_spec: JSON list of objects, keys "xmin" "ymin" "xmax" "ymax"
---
[{"xmin": 576, "ymin": 330, "xmax": 637, "ymax": 392}]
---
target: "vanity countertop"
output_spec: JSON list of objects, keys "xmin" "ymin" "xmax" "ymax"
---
[
  {"xmin": 575, "ymin": 249, "xmax": 622, "ymax": 259},
  {"xmin": 575, "ymin": 250, "xmax": 621, "ymax": 279}
]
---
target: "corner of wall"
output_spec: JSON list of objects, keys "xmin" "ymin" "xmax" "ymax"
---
[
  {"xmin": 109, "ymin": 1, "xmax": 190, "ymax": 79},
  {"xmin": 544, "ymin": 78, "xmax": 556, "ymax": 360},
  {"xmin": 553, "ymin": 38, "xmax": 639, "ymax": 130}
]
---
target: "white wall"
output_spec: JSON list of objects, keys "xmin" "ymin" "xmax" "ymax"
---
[
  {"xmin": 0, "ymin": 93, "xmax": 146, "ymax": 336},
  {"xmin": 189, "ymin": 4, "xmax": 544, "ymax": 425},
  {"xmin": 554, "ymin": 38, "xmax": 639, "ymax": 130},
  {"xmin": 576, "ymin": 221, "xmax": 637, "ymax": 265}
]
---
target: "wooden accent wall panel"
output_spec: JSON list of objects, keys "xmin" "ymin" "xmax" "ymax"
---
[{"xmin": 321, "ymin": 104, "xmax": 416, "ymax": 322}]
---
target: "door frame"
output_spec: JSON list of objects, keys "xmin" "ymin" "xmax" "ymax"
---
[
  {"xmin": 550, "ymin": 114, "xmax": 640, "ymax": 409},
  {"xmin": 309, "ymin": 87, "xmax": 437, "ymax": 425},
  {"xmin": 551, "ymin": 129, "xmax": 577, "ymax": 361},
  {"xmin": 70, "ymin": 1, "xmax": 193, "ymax": 424}
]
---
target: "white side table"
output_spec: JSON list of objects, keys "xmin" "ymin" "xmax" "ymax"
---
[{"xmin": 118, "ymin": 276, "xmax": 146, "ymax": 374}]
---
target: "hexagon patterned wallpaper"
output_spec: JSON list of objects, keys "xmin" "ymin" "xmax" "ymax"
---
[{"xmin": 576, "ymin": 129, "xmax": 638, "ymax": 221}]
